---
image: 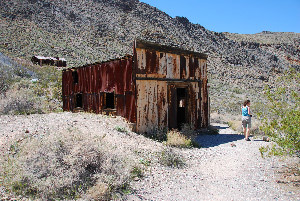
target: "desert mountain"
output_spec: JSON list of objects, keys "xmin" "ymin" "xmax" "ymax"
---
[{"xmin": 0, "ymin": 0, "xmax": 299, "ymax": 112}]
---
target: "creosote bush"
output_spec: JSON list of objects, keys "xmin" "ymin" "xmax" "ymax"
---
[
  {"xmin": 158, "ymin": 147, "xmax": 185, "ymax": 168},
  {"xmin": 1, "ymin": 127, "xmax": 136, "ymax": 200},
  {"xmin": 258, "ymin": 68, "xmax": 300, "ymax": 157}
]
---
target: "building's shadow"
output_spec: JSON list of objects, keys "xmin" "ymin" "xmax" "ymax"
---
[{"xmin": 195, "ymin": 133, "xmax": 245, "ymax": 148}]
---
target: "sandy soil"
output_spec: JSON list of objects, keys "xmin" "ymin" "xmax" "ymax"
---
[
  {"xmin": 129, "ymin": 123, "xmax": 299, "ymax": 201},
  {"xmin": 0, "ymin": 113, "xmax": 299, "ymax": 200}
]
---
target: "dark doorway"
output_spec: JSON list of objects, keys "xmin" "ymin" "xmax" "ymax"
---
[
  {"xmin": 76, "ymin": 94, "xmax": 83, "ymax": 108},
  {"xmin": 105, "ymin": 92, "xmax": 115, "ymax": 109},
  {"xmin": 177, "ymin": 88, "xmax": 186, "ymax": 130}
]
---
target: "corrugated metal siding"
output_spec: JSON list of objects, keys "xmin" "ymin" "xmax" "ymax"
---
[
  {"xmin": 62, "ymin": 57, "xmax": 136, "ymax": 123},
  {"xmin": 62, "ymin": 40, "xmax": 208, "ymax": 133}
]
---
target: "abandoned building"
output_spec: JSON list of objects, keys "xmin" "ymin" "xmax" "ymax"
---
[
  {"xmin": 62, "ymin": 40, "xmax": 209, "ymax": 133},
  {"xmin": 32, "ymin": 56, "xmax": 67, "ymax": 67}
]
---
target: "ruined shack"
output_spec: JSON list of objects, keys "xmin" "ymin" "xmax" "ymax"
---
[
  {"xmin": 62, "ymin": 40, "xmax": 209, "ymax": 133},
  {"xmin": 32, "ymin": 56, "xmax": 67, "ymax": 67}
]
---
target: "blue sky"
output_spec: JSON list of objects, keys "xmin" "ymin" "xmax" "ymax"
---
[{"xmin": 140, "ymin": 0, "xmax": 300, "ymax": 34}]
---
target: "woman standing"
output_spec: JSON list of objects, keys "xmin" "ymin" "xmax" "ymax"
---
[{"xmin": 241, "ymin": 100, "xmax": 252, "ymax": 141}]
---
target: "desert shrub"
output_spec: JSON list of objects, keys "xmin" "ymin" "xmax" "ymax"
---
[
  {"xmin": 166, "ymin": 130, "xmax": 192, "ymax": 148},
  {"xmin": 158, "ymin": 147, "xmax": 185, "ymax": 168},
  {"xmin": 114, "ymin": 126, "xmax": 128, "ymax": 134},
  {"xmin": 146, "ymin": 127, "xmax": 168, "ymax": 142},
  {"xmin": 165, "ymin": 124, "xmax": 200, "ymax": 148},
  {"xmin": 258, "ymin": 68, "xmax": 300, "ymax": 157},
  {"xmin": 0, "ymin": 65, "xmax": 63, "ymax": 114},
  {"xmin": 0, "ymin": 80, "xmax": 44, "ymax": 115},
  {"xmin": 1, "ymin": 128, "xmax": 135, "ymax": 200},
  {"xmin": 0, "ymin": 65, "xmax": 15, "ymax": 94}
]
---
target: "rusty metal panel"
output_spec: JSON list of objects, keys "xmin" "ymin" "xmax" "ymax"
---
[
  {"xmin": 125, "ymin": 91, "xmax": 136, "ymax": 123},
  {"xmin": 189, "ymin": 57, "xmax": 195, "ymax": 79},
  {"xmin": 168, "ymin": 84, "xmax": 177, "ymax": 129},
  {"xmin": 189, "ymin": 82, "xmax": 199, "ymax": 129},
  {"xmin": 91, "ymin": 65, "xmax": 97, "ymax": 93},
  {"xmin": 157, "ymin": 81, "xmax": 168, "ymax": 130},
  {"xmin": 201, "ymin": 79, "xmax": 208, "ymax": 127},
  {"xmin": 179, "ymin": 55, "xmax": 190, "ymax": 79},
  {"xmin": 146, "ymin": 50, "xmax": 158, "ymax": 74},
  {"xmin": 124, "ymin": 58, "xmax": 133, "ymax": 92},
  {"xmin": 99, "ymin": 63, "xmax": 107, "ymax": 92},
  {"xmin": 115, "ymin": 61, "xmax": 124, "ymax": 95},
  {"xmin": 136, "ymin": 48, "xmax": 147, "ymax": 74},
  {"xmin": 116, "ymin": 95, "xmax": 125, "ymax": 117},
  {"xmin": 200, "ymin": 59, "xmax": 207, "ymax": 79},
  {"xmin": 136, "ymin": 80, "xmax": 158, "ymax": 133},
  {"xmin": 106, "ymin": 61, "xmax": 115, "ymax": 93},
  {"xmin": 180, "ymin": 55, "xmax": 186, "ymax": 79},
  {"xmin": 158, "ymin": 52, "xmax": 167, "ymax": 77},
  {"xmin": 166, "ymin": 53, "xmax": 180, "ymax": 79},
  {"xmin": 195, "ymin": 58, "xmax": 201, "ymax": 80},
  {"xmin": 62, "ymin": 70, "xmax": 67, "ymax": 96}
]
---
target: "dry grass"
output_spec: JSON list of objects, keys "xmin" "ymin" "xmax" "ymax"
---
[
  {"xmin": 1, "ymin": 125, "xmax": 137, "ymax": 200},
  {"xmin": 158, "ymin": 147, "xmax": 185, "ymax": 168},
  {"xmin": 0, "ymin": 65, "xmax": 62, "ymax": 115},
  {"xmin": 166, "ymin": 130, "xmax": 192, "ymax": 148},
  {"xmin": 166, "ymin": 124, "xmax": 199, "ymax": 148}
]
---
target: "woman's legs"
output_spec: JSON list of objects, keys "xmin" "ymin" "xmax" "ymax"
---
[
  {"xmin": 246, "ymin": 128, "xmax": 250, "ymax": 139},
  {"xmin": 243, "ymin": 127, "xmax": 247, "ymax": 139}
]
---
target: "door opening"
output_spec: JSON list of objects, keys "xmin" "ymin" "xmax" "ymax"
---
[
  {"xmin": 76, "ymin": 94, "xmax": 83, "ymax": 108},
  {"xmin": 177, "ymin": 88, "xmax": 186, "ymax": 130}
]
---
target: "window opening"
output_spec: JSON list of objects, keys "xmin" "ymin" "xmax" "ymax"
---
[
  {"xmin": 72, "ymin": 71, "xmax": 78, "ymax": 84},
  {"xmin": 76, "ymin": 94, "xmax": 83, "ymax": 108},
  {"xmin": 105, "ymin": 92, "xmax": 115, "ymax": 109}
]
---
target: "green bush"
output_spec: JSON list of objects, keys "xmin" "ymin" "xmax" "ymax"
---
[
  {"xmin": 258, "ymin": 68, "xmax": 300, "ymax": 157},
  {"xmin": 114, "ymin": 126, "xmax": 128, "ymax": 134}
]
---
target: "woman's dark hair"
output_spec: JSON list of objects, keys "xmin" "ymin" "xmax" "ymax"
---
[{"xmin": 243, "ymin": 100, "xmax": 250, "ymax": 106}]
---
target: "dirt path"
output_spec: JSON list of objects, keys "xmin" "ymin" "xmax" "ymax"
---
[
  {"xmin": 0, "ymin": 114, "xmax": 298, "ymax": 200},
  {"xmin": 129, "ymin": 123, "xmax": 299, "ymax": 201}
]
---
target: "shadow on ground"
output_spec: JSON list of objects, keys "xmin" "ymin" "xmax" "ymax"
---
[{"xmin": 195, "ymin": 133, "xmax": 245, "ymax": 148}]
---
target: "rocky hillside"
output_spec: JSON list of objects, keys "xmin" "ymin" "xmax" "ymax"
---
[{"xmin": 0, "ymin": 0, "xmax": 299, "ymax": 113}]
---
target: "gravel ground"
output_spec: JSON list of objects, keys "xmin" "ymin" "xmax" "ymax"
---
[
  {"xmin": 0, "ymin": 114, "xmax": 299, "ymax": 200},
  {"xmin": 129, "ymin": 124, "xmax": 299, "ymax": 201}
]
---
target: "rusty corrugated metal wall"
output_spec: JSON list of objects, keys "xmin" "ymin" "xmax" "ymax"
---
[
  {"xmin": 62, "ymin": 57, "xmax": 136, "ymax": 123},
  {"xmin": 62, "ymin": 40, "xmax": 209, "ymax": 133},
  {"xmin": 134, "ymin": 40, "xmax": 208, "ymax": 133}
]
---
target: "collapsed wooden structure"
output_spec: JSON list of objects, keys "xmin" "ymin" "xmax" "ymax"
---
[
  {"xmin": 32, "ymin": 56, "xmax": 67, "ymax": 67},
  {"xmin": 62, "ymin": 40, "xmax": 209, "ymax": 133}
]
